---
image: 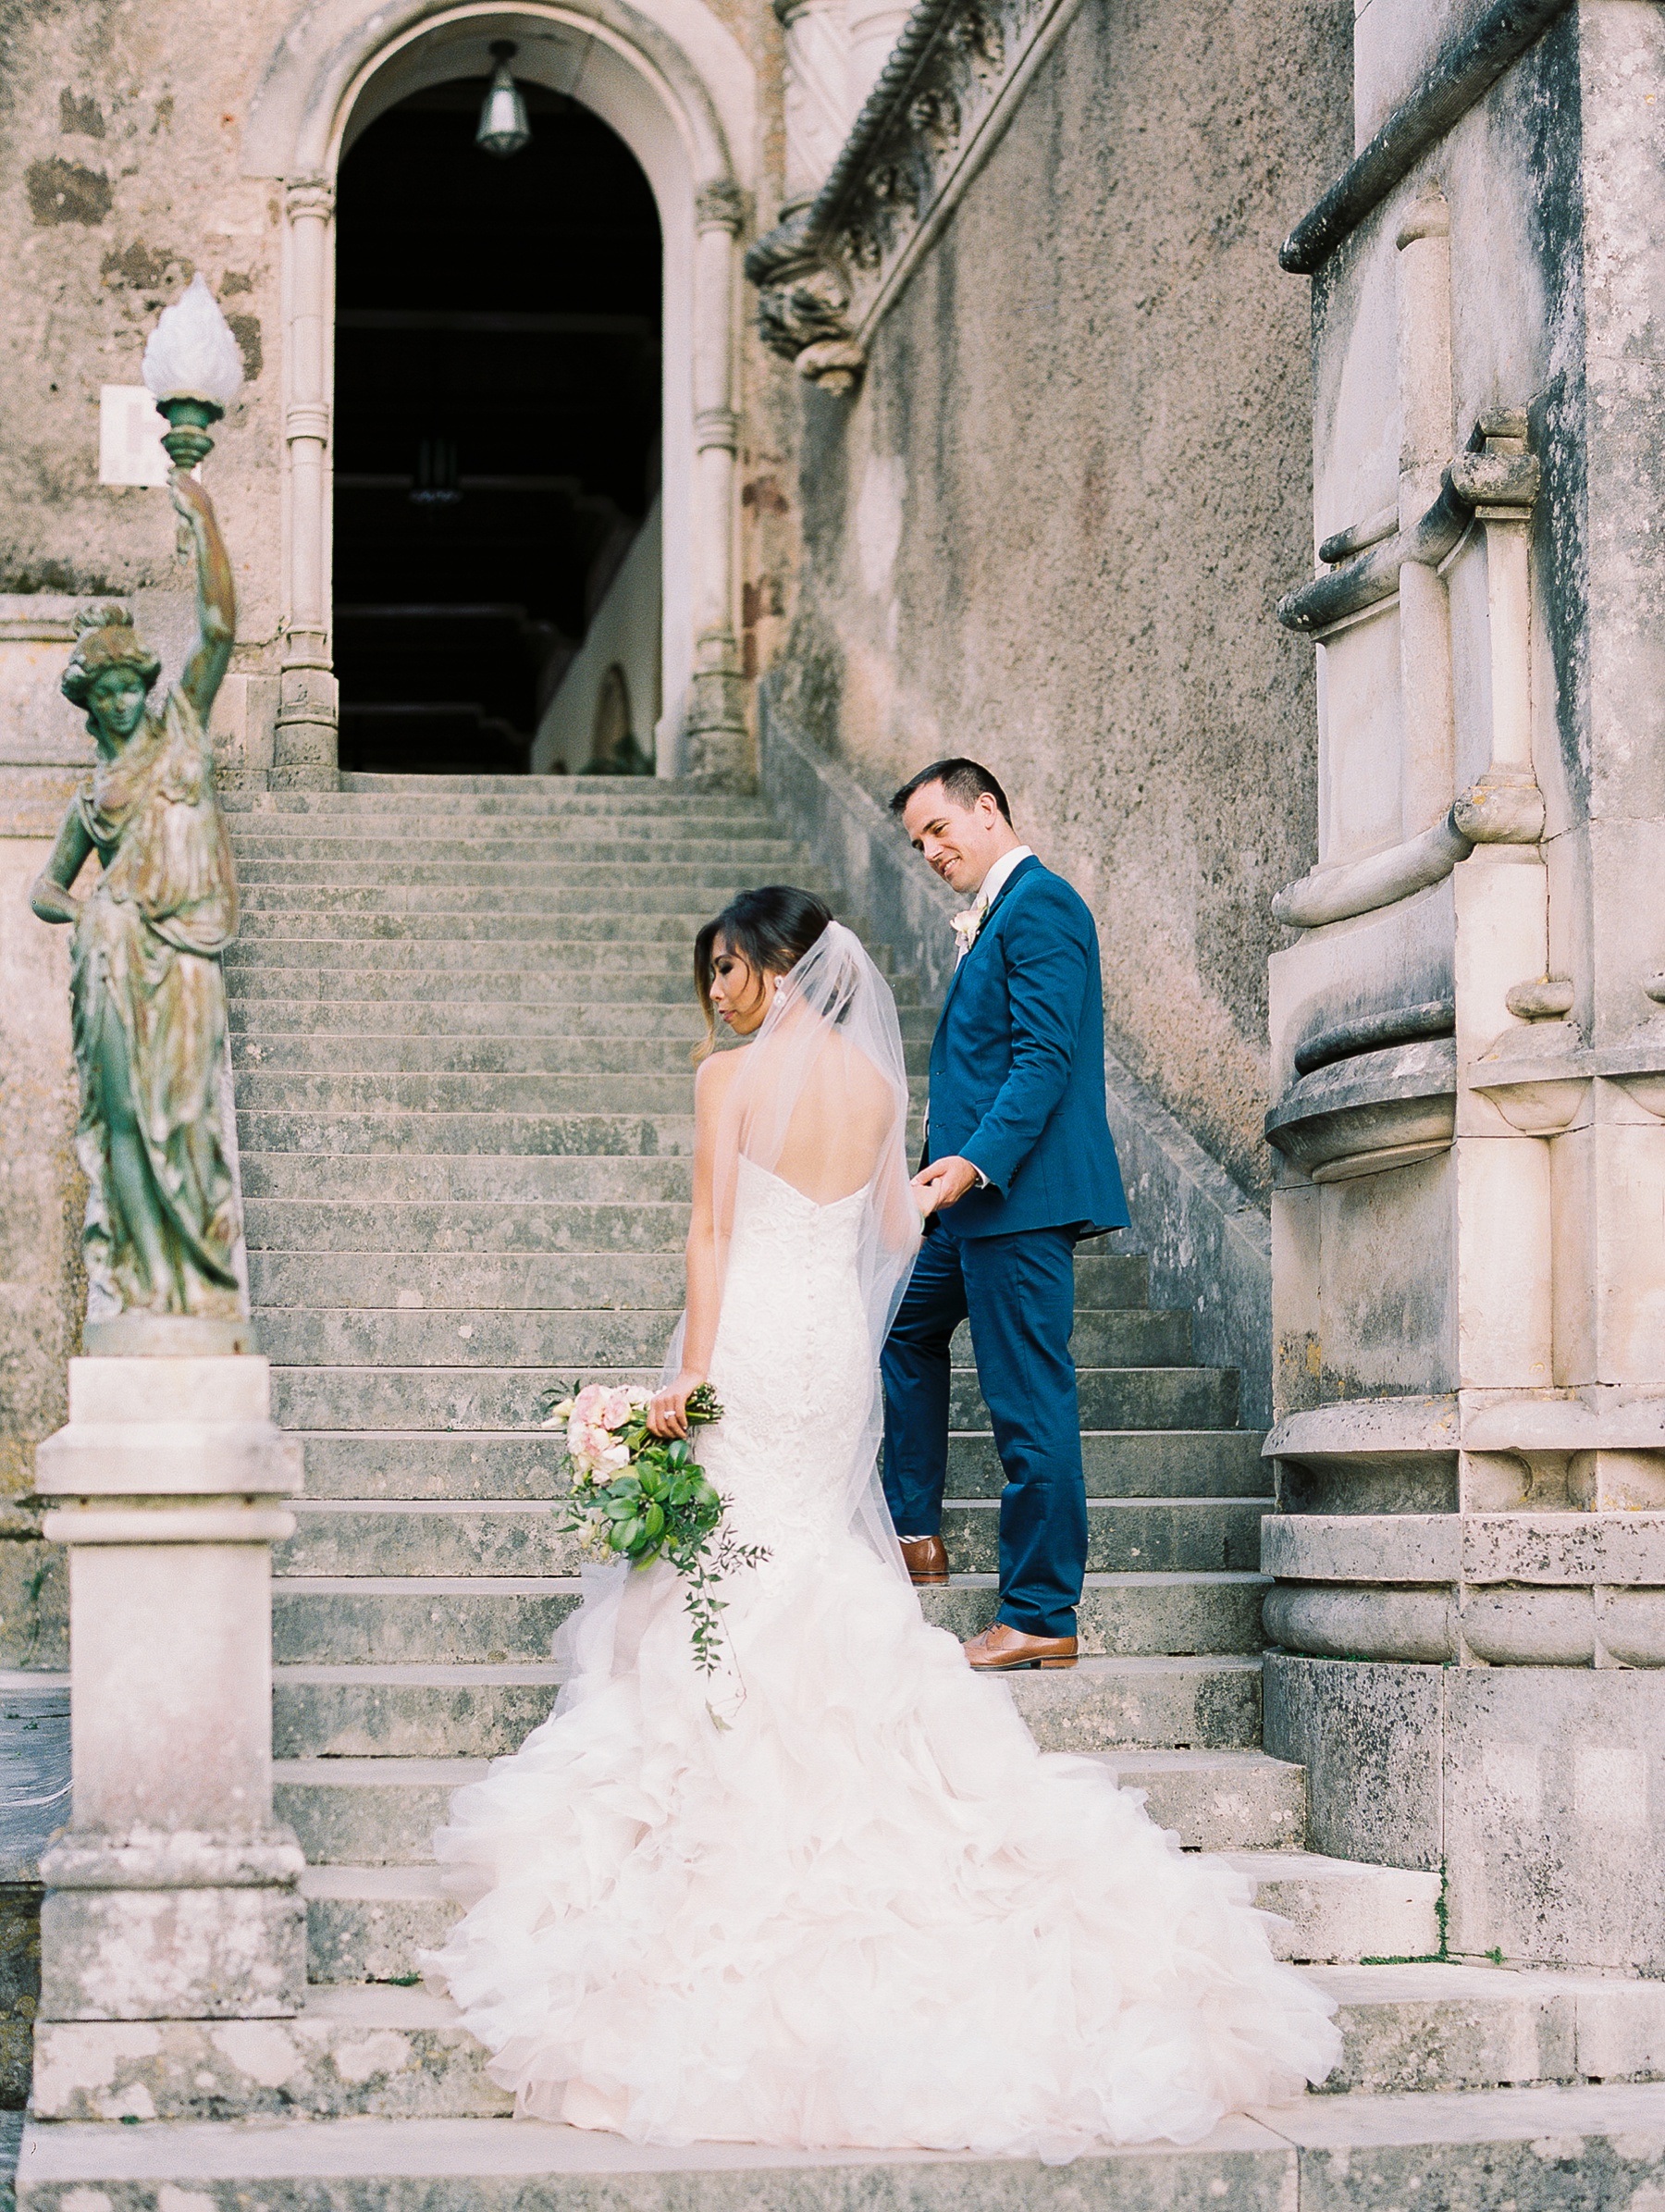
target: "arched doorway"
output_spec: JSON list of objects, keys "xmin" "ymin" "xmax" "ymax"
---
[
  {"xmin": 332, "ymin": 73, "xmax": 663, "ymax": 776},
  {"xmin": 245, "ymin": 2, "xmax": 755, "ymax": 787}
]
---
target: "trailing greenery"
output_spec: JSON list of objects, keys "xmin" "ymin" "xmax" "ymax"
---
[{"xmin": 540, "ymin": 1381, "xmax": 769, "ymax": 1678}]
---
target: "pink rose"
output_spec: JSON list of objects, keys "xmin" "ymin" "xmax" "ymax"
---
[{"xmin": 566, "ymin": 1419, "xmax": 609, "ymax": 1473}]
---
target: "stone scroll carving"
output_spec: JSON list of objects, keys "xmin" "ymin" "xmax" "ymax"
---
[{"xmin": 746, "ymin": 0, "xmax": 1070, "ymax": 390}]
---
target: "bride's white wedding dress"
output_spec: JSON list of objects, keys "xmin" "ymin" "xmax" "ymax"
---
[{"xmin": 424, "ymin": 1143, "xmax": 1341, "ymax": 2158}]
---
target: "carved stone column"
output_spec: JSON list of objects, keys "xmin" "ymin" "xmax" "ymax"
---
[
  {"xmin": 844, "ymin": 0, "xmax": 911, "ymax": 115},
  {"xmin": 1262, "ymin": 0, "xmax": 1665, "ymax": 1976},
  {"xmin": 685, "ymin": 180, "xmax": 751, "ymax": 788},
  {"xmin": 31, "ymin": 1350, "xmax": 304, "ymax": 2082},
  {"xmin": 776, "ymin": 0, "xmax": 852, "ymax": 210},
  {"xmin": 275, "ymin": 181, "xmax": 339, "ymax": 792},
  {"xmin": 1394, "ymin": 191, "xmax": 1456, "ymax": 839}
]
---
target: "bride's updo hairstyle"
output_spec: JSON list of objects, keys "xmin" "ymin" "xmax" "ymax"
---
[{"xmin": 693, "ymin": 885, "xmax": 832, "ymax": 1059}]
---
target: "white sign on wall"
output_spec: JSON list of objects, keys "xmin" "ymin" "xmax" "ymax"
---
[{"xmin": 99, "ymin": 385, "xmax": 170, "ymax": 488}]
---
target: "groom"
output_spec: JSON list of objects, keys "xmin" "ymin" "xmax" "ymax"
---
[{"xmin": 882, "ymin": 760, "xmax": 1128, "ymax": 1671}]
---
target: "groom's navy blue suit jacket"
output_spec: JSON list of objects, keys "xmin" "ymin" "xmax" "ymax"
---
[{"xmin": 924, "ymin": 855, "xmax": 1129, "ymax": 1241}]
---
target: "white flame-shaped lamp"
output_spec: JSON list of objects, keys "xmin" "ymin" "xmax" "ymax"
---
[
  {"xmin": 142, "ymin": 274, "xmax": 245, "ymax": 468},
  {"xmin": 476, "ymin": 42, "xmax": 533, "ymax": 157}
]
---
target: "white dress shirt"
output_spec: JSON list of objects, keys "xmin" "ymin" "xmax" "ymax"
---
[{"xmin": 972, "ymin": 843, "xmax": 1034, "ymax": 916}]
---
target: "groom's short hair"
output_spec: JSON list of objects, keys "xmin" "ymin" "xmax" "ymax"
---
[{"xmin": 890, "ymin": 758, "xmax": 1012, "ymax": 824}]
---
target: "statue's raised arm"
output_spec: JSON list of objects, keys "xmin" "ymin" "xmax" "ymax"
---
[{"xmin": 171, "ymin": 467, "xmax": 236, "ymax": 727}]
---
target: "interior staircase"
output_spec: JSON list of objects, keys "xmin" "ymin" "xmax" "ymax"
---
[{"xmin": 19, "ymin": 773, "xmax": 1665, "ymax": 2207}]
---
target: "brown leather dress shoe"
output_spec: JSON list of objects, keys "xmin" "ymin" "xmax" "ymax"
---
[
  {"xmin": 963, "ymin": 1622, "xmax": 1078, "ymax": 1671},
  {"xmin": 899, "ymin": 1534, "xmax": 949, "ymax": 1586}
]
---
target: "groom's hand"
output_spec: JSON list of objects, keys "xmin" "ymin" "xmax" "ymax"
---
[{"xmin": 911, "ymin": 1155, "xmax": 981, "ymax": 1215}]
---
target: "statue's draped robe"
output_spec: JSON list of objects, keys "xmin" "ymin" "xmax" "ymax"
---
[{"xmin": 70, "ymin": 686, "xmax": 242, "ymax": 1316}]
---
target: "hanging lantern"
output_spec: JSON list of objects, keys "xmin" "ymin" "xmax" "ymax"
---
[{"xmin": 476, "ymin": 43, "xmax": 532, "ymax": 158}]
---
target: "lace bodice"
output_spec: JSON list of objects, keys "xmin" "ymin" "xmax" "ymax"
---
[{"xmin": 700, "ymin": 1156, "xmax": 873, "ymax": 1562}]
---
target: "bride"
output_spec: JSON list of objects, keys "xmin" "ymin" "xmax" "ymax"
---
[{"xmin": 423, "ymin": 890, "xmax": 1340, "ymax": 2158}]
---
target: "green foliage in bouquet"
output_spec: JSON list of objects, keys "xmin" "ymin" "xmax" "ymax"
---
[{"xmin": 539, "ymin": 1380, "xmax": 769, "ymax": 1676}]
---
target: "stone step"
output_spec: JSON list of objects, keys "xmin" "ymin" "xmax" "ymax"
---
[
  {"xmin": 232, "ymin": 858, "xmax": 837, "ymax": 891},
  {"xmin": 226, "ymin": 834, "xmax": 809, "ymax": 867},
  {"xmin": 949, "ymin": 1427, "xmax": 1266, "ymax": 1498},
  {"xmin": 289, "ymin": 1426, "xmax": 1261, "ymax": 1502},
  {"xmin": 237, "ymin": 1072, "xmax": 702, "ymax": 1117},
  {"xmin": 919, "ymin": 1571, "xmax": 1266, "ymax": 1651},
  {"xmin": 931, "ymin": 1497, "xmax": 1264, "ymax": 1575},
  {"xmin": 240, "ymin": 1155, "xmax": 697, "ymax": 1202},
  {"xmin": 242, "ymin": 1230, "xmax": 689, "ymax": 1282},
  {"xmin": 23, "ymin": 2082, "xmax": 1665, "ymax": 2193},
  {"xmin": 234, "ymin": 1034, "xmax": 709, "ymax": 1077},
  {"xmin": 273, "ymin": 1662, "xmax": 565, "ymax": 1760},
  {"xmin": 272, "ymin": 1653, "xmax": 1263, "ymax": 1760},
  {"xmin": 266, "ymin": 781, "xmax": 761, "ymax": 804},
  {"xmin": 270, "ymin": 1567, "xmax": 1264, "ymax": 1664},
  {"xmin": 225, "ymin": 967, "xmax": 735, "ymax": 1004},
  {"xmin": 27, "ymin": 1988, "xmax": 517, "ymax": 2123},
  {"xmin": 273, "ymin": 1577, "xmax": 579, "ymax": 1665},
  {"xmin": 1003, "ymin": 1654, "xmax": 1263, "ymax": 1753},
  {"xmin": 232, "ymin": 911, "xmax": 770, "ymax": 946},
  {"xmin": 236, "ymin": 881, "xmax": 794, "ymax": 916},
  {"xmin": 232, "ymin": 1032, "xmax": 933, "ymax": 1077},
  {"xmin": 243, "ymin": 1245, "xmax": 1153, "ymax": 1314},
  {"xmin": 259, "ymin": 785, "xmax": 766, "ymax": 814},
  {"xmin": 235, "ymin": 1109, "xmax": 698, "ymax": 1158},
  {"xmin": 269, "ymin": 1364, "xmax": 1240, "ymax": 1432},
  {"xmin": 276, "ymin": 1758, "xmax": 489, "ymax": 1866},
  {"xmin": 1088, "ymin": 1749, "xmax": 1307, "ymax": 1850},
  {"xmin": 276, "ymin": 1499, "xmax": 1257, "ymax": 1579},
  {"xmin": 225, "ymin": 938, "xmax": 733, "ymax": 975},
  {"xmin": 294, "ymin": 1848, "xmax": 1436, "ymax": 1987},
  {"xmin": 1219, "ymin": 1854, "xmax": 1442, "ymax": 1965},
  {"xmin": 228, "ymin": 997, "xmax": 940, "ymax": 1039},
  {"xmin": 272, "ymin": 1746, "xmax": 1308, "ymax": 1865},
  {"xmin": 230, "ymin": 809, "xmax": 793, "ymax": 842},
  {"xmin": 1306, "ymin": 1963, "xmax": 1665, "ymax": 2095},
  {"xmin": 318, "ymin": 772, "xmax": 723, "ymax": 796},
  {"xmin": 239, "ymin": 781, "xmax": 770, "ymax": 806},
  {"xmin": 225, "ymin": 964, "xmax": 915, "ymax": 1008},
  {"xmin": 229, "ymin": 999, "xmax": 709, "ymax": 1037},
  {"xmin": 231, "ymin": 1034, "xmax": 703, "ymax": 1079},
  {"xmin": 251, "ymin": 1304, "xmax": 1190, "ymax": 1372}
]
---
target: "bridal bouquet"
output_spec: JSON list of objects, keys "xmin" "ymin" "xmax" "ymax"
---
[{"xmin": 539, "ymin": 1381, "xmax": 767, "ymax": 1675}]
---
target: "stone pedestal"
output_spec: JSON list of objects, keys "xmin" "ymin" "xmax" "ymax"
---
[{"xmin": 31, "ymin": 1351, "xmax": 303, "ymax": 2033}]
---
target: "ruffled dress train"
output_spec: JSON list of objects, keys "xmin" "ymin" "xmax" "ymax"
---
[{"xmin": 424, "ymin": 1159, "xmax": 1340, "ymax": 2158}]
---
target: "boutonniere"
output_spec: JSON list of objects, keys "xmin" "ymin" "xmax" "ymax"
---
[{"xmin": 951, "ymin": 906, "xmax": 983, "ymax": 953}]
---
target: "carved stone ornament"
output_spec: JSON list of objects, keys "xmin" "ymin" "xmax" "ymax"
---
[
  {"xmin": 745, "ymin": 0, "xmax": 1059, "ymax": 391},
  {"xmin": 695, "ymin": 178, "xmax": 747, "ymax": 234}
]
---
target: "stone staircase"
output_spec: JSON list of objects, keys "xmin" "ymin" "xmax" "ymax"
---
[{"xmin": 20, "ymin": 772, "xmax": 1665, "ymax": 2206}]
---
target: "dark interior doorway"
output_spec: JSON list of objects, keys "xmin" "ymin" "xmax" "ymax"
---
[{"xmin": 333, "ymin": 78, "xmax": 662, "ymax": 775}]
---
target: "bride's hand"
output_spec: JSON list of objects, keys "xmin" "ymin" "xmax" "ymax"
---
[{"xmin": 648, "ymin": 1370, "xmax": 706, "ymax": 1440}]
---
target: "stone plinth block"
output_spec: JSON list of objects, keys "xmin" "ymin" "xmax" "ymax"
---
[
  {"xmin": 1264, "ymin": 1655, "xmax": 1445, "ymax": 1872},
  {"xmin": 1266, "ymin": 1654, "xmax": 1665, "ymax": 1969},
  {"xmin": 32, "ymin": 1352, "xmax": 304, "ymax": 2031},
  {"xmin": 40, "ymin": 1875, "xmax": 305, "ymax": 2021}
]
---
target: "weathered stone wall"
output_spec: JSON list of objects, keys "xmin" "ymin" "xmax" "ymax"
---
[
  {"xmin": 762, "ymin": 0, "xmax": 1353, "ymax": 1206},
  {"xmin": 0, "ymin": 0, "xmax": 281, "ymax": 642}
]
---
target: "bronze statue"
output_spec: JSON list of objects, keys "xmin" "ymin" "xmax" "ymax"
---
[{"xmin": 30, "ymin": 472, "xmax": 244, "ymax": 1322}]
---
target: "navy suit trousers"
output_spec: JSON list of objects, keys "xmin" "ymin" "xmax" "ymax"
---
[{"xmin": 882, "ymin": 1223, "xmax": 1087, "ymax": 1639}]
